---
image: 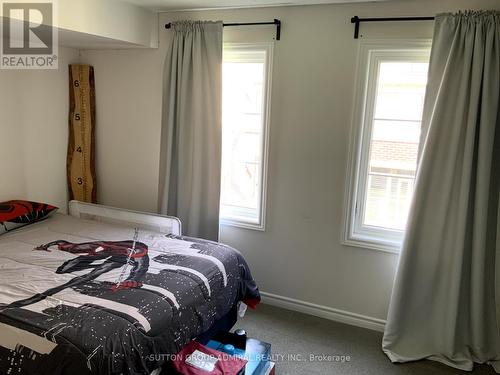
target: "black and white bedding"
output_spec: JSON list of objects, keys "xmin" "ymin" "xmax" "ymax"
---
[{"xmin": 0, "ymin": 214, "xmax": 259, "ymax": 375}]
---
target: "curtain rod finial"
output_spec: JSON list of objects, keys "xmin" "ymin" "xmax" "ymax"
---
[{"xmin": 351, "ymin": 16, "xmax": 360, "ymax": 38}]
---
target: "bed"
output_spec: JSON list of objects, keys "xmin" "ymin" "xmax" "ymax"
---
[{"xmin": 0, "ymin": 201, "xmax": 260, "ymax": 375}]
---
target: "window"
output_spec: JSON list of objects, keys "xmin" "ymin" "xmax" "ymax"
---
[
  {"xmin": 344, "ymin": 41, "xmax": 431, "ymax": 252},
  {"xmin": 220, "ymin": 43, "xmax": 273, "ymax": 230}
]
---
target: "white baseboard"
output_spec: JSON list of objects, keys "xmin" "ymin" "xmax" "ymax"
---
[{"xmin": 259, "ymin": 291, "xmax": 386, "ymax": 332}]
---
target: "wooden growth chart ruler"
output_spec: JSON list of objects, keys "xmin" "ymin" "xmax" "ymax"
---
[{"xmin": 67, "ymin": 64, "xmax": 97, "ymax": 203}]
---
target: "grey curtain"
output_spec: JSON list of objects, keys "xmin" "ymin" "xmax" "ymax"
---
[
  {"xmin": 159, "ymin": 21, "xmax": 223, "ymax": 241},
  {"xmin": 383, "ymin": 11, "xmax": 500, "ymax": 372}
]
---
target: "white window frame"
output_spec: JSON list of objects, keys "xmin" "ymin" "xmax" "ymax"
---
[
  {"xmin": 220, "ymin": 42, "xmax": 273, "ymax": 231},
  {"xmin": 343, "ymin": 40, "xmax": 431, "ymax": 253}
]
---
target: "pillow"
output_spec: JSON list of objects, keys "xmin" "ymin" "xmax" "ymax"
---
[{"xmin": 0, "ymin": 200, "xmax": 58, "ymax": 234}]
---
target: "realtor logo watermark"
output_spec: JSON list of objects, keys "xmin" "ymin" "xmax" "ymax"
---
[{"xmin": 1, "ymin": 1, "xmax": 58, "ymax": 69}]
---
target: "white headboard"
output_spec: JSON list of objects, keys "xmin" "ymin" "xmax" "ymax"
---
[{"xmin": 68, "ymin": 200, "xmax": 182, "ymax": 236}]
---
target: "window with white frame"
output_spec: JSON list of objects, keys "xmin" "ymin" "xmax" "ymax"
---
[
  {"xmin": 344, "ymin": 41, "xmax": 431, "ymax": 252},
  {"xmin": 220, "ymin": 43, "xmax": 273, "ymax": 230}
]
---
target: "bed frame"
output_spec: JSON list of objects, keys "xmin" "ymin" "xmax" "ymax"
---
[{"xmin": 68, "ymin": 200, "xmax": 182, "ymax": 236}]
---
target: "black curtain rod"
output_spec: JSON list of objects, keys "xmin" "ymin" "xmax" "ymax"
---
[
  {"xmin": 350, "ymin": 16, "xmax": 435, "ymax": 39},
  {"xmin": 165, "ymin": 19, "xmax": 282, "ymax": 40}
]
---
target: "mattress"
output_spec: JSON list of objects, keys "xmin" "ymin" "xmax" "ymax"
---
[{"xmin": 0, "ymin": 214, "xmax": 260, "ymax": 375}]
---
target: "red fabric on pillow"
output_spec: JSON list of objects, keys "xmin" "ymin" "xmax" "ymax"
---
[{"xmin": 0, "ymin": 200, "xmax": 57, "ymax": 224}]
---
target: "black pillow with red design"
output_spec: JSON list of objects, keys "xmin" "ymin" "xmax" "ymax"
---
[{"xmin": 0, "ymin": 200, "xmax": 58, "ymax": 234}]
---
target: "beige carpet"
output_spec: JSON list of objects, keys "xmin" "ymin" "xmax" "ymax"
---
[{"xmin": 234, "ymin": 304, "xmax": 496, "ymax": 375}]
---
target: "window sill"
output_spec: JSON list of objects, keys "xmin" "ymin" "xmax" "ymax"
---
[
  {"xmin": 220, "ymin": 218, "xmax": 266, "ymax": 232},
  {"xmin": 342, "ymin": 236, "xmax": 401, "ymax": 254}
]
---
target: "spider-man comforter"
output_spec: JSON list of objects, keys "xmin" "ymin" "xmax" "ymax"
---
[{"xmin": 0, "ymin": 214, "xmax": 260, "ymax": 375}]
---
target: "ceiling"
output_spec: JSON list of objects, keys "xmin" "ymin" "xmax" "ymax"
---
[{"xmin": 120, "ymin": 0, "xmax": 395, "ymax": 12}]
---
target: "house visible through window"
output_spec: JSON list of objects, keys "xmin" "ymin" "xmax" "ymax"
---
[
  {"xmin": 345, "ymin": 41, "xmax": 430, "ymax": 251},
  {"xmin": 220, "ymin": 43, "xmax": 272, "ymax": 230}
]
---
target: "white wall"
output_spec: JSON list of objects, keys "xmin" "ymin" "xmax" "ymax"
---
[
  {"xmin": 0, "ymin": 47, "xmax": 80, "ymax": 211},
  {"xmin": 79, "ymin": 48, "xmax": 164, "ymax": 213},
  {"xmin": 77, "ymin": 0, "xmax": 500, "ymax": 323},
  {"xmin": 2, "ymin": 0, "xmax": 158, "ymax": 48},
  {"xmin": 0, "ymin": 68, "xmax": 25, "ymax": 201},
  {"xmin": 57, "ymin": 0, "xmax": 159, "ymax": 48}
]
